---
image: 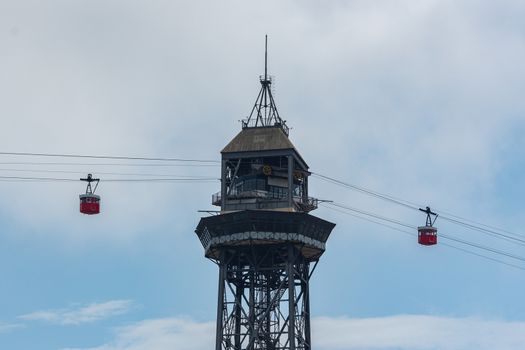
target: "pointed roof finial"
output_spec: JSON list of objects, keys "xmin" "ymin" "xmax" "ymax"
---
[
  {"xmin": 242, "ymin": 35, "xmax": 289, "ymax": 135},
  {"xmin": 264, "ymin": 34, "xmax": 268, "ymax": 82}
]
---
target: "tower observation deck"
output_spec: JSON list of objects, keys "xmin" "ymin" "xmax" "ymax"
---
[{"xmin": 195, "ymin": 37, "xmax": 336, "ymax": 350}]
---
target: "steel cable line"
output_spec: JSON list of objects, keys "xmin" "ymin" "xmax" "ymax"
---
[
  {"xmin": 0, "ymin": 168, "xmax": 216, "ymax": 178},
  {"xmin": 103, "ymin": 178, "xmax": 218, "ymax": 182},
  {"xmin": 328, "ymin": 202, "xmax": 414, "ymax": 229},
  {"xmin": 320, "ymin": 204, "xmax": 525, "ymax": 272},
  {"xmin": 3, "ymin": 152, "xmax": 522, "ymax": 239},
  {"xmin": 434, "ymin": 209, "xmax": 525, "ymax": 239},
  {"xmin": 0, "ymin": 151, "xmax": 219, "ymax": 163},
  {"xmin": 439, "ymin": 216, "xmax": 525, "ymax": 245},
  {"xmin": 0, "ymin": 175, "xmax": 218, "ymax": 182},
  {"xmin": 313, "ymin": 172, "xmax": 525, "ymax": 243},
  {"xmin": 321, "ymin": 203, "xmax": 414, "ymax": 238},
  {"xmin": 0, "ymin": 179, "xmax": 67, "ymax": 182},
  {"xmin": 0, "ymin": 161, "xmax": 219, "ymax": 167},
  {"xmin": 322, "ymin": 204, "xmax": 525, "ymax": 271},
  {"xmin": 438, "ymin": 242, "xmax": 525, "ymax": 272},
  {"xmin": 322, "ymin": 202, "xmax": 525, "ymax": 264},
  {"xmin": 1, "ymin": 153, "xmax": 523, "ymax": 270},
  {"xmin": 312, "ymin": 173, "xmax": 422, "ymax": 211},
  {"xmin": 438, "ymin": 233, "xmax": 525, "ymax": 262},
  {"xmin": 0, "ymin": 176, "xmax": 77, "ymax": 182}
]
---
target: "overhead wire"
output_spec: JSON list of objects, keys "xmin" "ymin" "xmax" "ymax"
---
[
  {"xmin": 1, "ymin": 151, "xmax": 523, "ymax": 272},
  {"xmin": 0, "ymin": 168, "xmax": 216, "ymax": 178},
  {"xmin": 438, "ymin": 233, "xmax": 525, "ymax": 263},
  {"xmin": 102, "ymin": 178, "xmax": 218, "ymax": 182},
  {"xmin": 312, "ymin": 172, "xmax": 422, "ymax": 210},
  {"xmin": 0, "ymin": 161, "xmax": 218, "ymax": 167},
  {"xmin": 436, "ymin": 209, "xmax": 525, "ymax": 239},
  {"xmin": 0, "ymin": 152, "xmax": 219, "ymax": 182},
  {"xmin": 322, "ymin": 204, "xmax": 525, "ymax": 272},
  {"xmin": 327, "ymin": 202, "xmax": 525, "ymax": 263},
  {"xmin": 329, "ymin": 202, "xmax": 414, "ymax": 230},
  {"xmin": 0, "ymin": 151, "xmax": 219, "ymax": 164},
  {"xmin": 3, "ymin": 151, "xmax": 524, "ymax": 259},
  {"xmin": 321, "ymin": 203, "xmax": 525, "ymax": 271},
  {"xmin": 0, "ymin": 175, "xmax": 218, "ymax": 182},
  {"xmin": 323, "ymin": 202, "xmax": 525, "ymax": 263},
  {"xmin": 313, "ymin": 172, "xmax": 525, "ymax": 245},
  {"xmin": 0, "ymin": 176, "xmax": 77, "ymax": 182},
  {"xmin": 439, "ymin": 215, "xmax": 525, "ymax": 243},
  {"xmin": 438, "ymin": 242, "xmax": 525, "ymax": 272}
]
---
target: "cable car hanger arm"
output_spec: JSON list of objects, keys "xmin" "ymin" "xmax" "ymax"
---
[{"xmin": 419, "ymin": 206, "xmax": 438, "ymax": 226}]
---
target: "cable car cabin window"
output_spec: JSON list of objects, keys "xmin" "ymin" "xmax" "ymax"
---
[{"xmin": 81, "ymin": 196, "xmax": 99, "ymax": 204}]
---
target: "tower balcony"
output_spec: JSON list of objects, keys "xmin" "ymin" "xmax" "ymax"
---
[
  {"xmin": 195, "ymin": 210, "xmax": 335, "ymax": 261},
  {"xmin": 212, "ymin": 191, "xmax": 318, "ymax": 212}
]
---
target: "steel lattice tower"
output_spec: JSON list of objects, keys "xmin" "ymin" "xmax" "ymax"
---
[{"xmin": 195, "ymin": 37, "xmax": 335, "ymax": 350}]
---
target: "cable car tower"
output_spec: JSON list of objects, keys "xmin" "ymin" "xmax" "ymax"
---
[{"xmin": 195, "ymin": 37, "xmax": 335, "ymax": 350}]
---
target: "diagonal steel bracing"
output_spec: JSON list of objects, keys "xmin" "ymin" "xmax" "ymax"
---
[{"xmin": 215, "ymin": 244, "xmax": 312, "ymax": 350}]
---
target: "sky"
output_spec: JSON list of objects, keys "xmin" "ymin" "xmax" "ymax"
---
[{"xmin": 1, "ymin": 0, "xmax": 525, "ymax": 349}]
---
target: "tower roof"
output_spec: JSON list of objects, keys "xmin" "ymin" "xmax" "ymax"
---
[
  {"xmin": 221, "ymin": 126, "xmax": 295, "ymax": 153},
  {"xmin": 221, "ymin": 126, "xmax": 308, "ymax": 169}
]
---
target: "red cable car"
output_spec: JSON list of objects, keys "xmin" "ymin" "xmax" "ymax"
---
[
  {"xmin": 418, "ymin": 206, "xmax": 438, "ymax": 246},
  {"xmin": 79, "ymin": 174, "xmax": 100, "ymax": 215}
]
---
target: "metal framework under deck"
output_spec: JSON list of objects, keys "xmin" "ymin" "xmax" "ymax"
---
[{"xmin": 214, "ymin": 244, "xmax": 314, "ymax": 350}]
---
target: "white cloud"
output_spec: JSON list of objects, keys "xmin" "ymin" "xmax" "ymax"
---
[
  {"xmin": 0, "ymin": 0, "xmax": 523, "ymax": 244},
  {"xmin": 312, "ymin": 315, "xmax": 525, "ymax": 350},
  {"xmin": 0, "ymin": 322, "xmax": 23, "ymax": 333},
  {"xmin": 63, "ymin": 317, "xmax": 214, "ymax": 350},
  {"xmin": 19, "ymin": 300, "xmax": 133, "ymax": 325},
  {"xmin": 64, "ymin": 315, "xmax": 525, "ymax": 350}
]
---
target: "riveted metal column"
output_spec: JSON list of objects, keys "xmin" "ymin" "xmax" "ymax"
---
[
  {"xmin": 249, "ymin": 267, "xmax": 255, "ymax": 350},
  {"xmin": 265, "ymin": 276, "xmax": 271, "ymax": 349},
  {"xmin": 216, "ymin": 252, "xmax": 226, "ymax": 350},
  {"xmin": 234, "ymin": 273, "xmax": 242, "ymax": 350},
  {"xmin": 287, "ymin": 244, "xmax": 296, "ymax": 350},
  {"xmin": 304, "ymin": 263, "xmax": 311, "ymax": 350}
]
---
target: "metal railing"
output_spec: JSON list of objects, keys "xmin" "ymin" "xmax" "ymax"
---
[
  {"xmin": 212, "ymin": 191, "xmax": 318, "ymax": 212},
  {"xmin": 240, "ymin": 118, "xmax": 289, "ymax": 136},
  {"xmin": 212, "ymin": 192, "xmax": 221, "ymax": 206}
]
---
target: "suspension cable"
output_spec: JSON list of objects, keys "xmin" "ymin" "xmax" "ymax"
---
[
  {"xmin": 0, "ymin": 175, "xmax": 218, "ymax": 182},
  {"xmin": 0, "ymin": 151, "xmax": 219, "ymax": 163},
  {"xmin": 314, "ymin": 172, "xmax": 525, "ymax": 243},
  {"xmin": 321, "ymin": 203, "xmax": 525, "ymax": 264}
]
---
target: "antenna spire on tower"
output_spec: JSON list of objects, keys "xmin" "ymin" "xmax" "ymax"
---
[
  {"xmin": 242, "ymin": 35, "xmax": 289, "ymax": 135},
  {"xmin": 264, "ymin": 34, "xmax": 268, "ymax": 81}
]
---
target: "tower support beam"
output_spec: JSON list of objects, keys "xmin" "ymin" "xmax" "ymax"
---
[
  {"xmin": 214, "ymin": 244, "xmax": 312, "ymax": 350},
  {"xmin": 216, "ymin": 254, "xmax": 227, "ymax": 350}
]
